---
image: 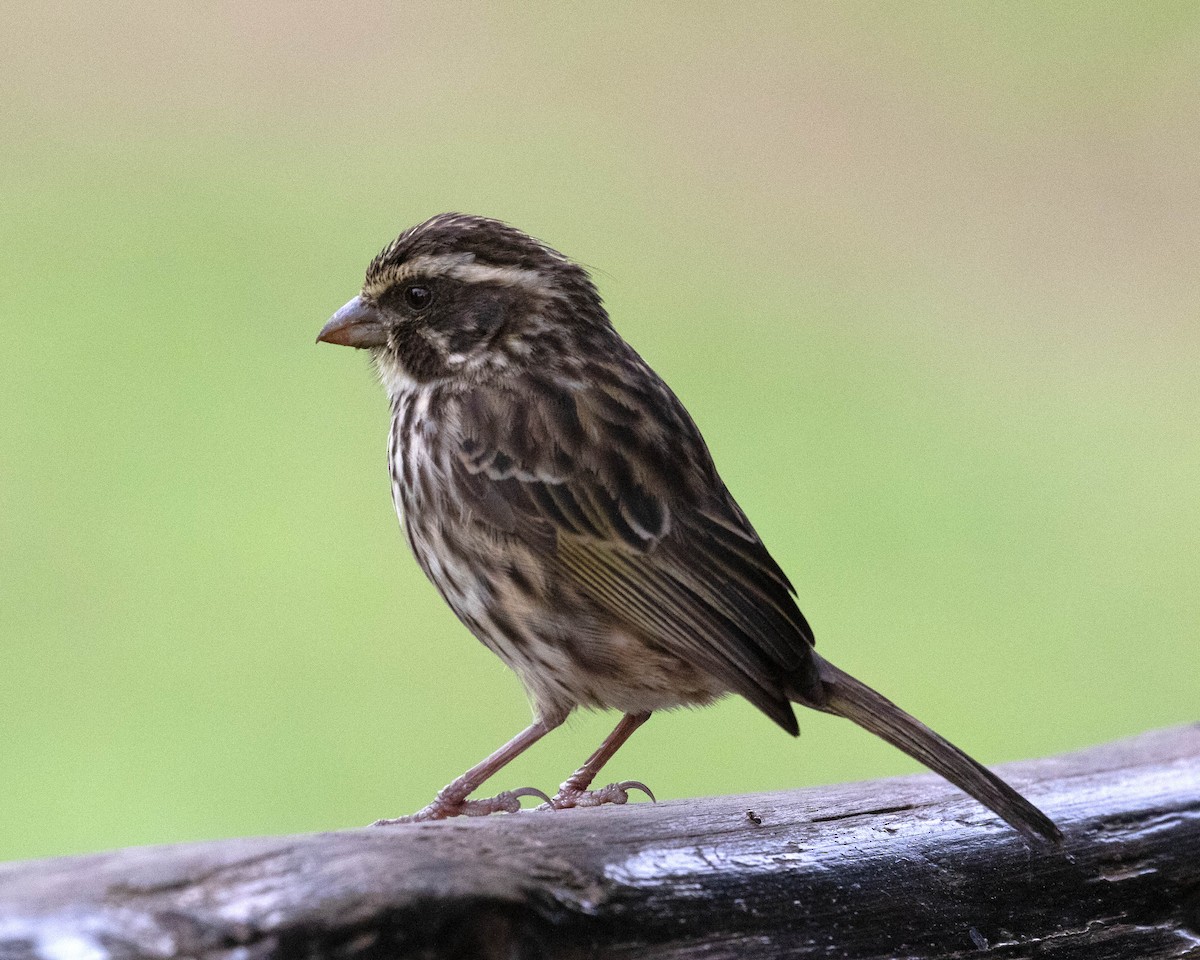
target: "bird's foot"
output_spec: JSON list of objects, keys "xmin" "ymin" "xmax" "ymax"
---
[
  {"xmin": 540, "ymin": 780, "xmax": 656, "ymax": 810},
  {"xmin": 373, "ymin": 786, "xmax": 551, "ymax": 825}
]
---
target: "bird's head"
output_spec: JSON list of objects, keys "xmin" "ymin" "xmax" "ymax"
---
[{"xmin": 317, "ymin": 214, "xmax": 607, "ymax": 393}]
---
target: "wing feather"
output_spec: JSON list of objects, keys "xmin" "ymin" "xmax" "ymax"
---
[{"xmin": 449, "ymin": 375, "xmax": 817, "ymax": 731}]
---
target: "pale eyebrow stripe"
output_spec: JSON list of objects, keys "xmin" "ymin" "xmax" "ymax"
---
[{"xmin": 364, "ymin": 253, "xmax": 560, "ymax": 298}]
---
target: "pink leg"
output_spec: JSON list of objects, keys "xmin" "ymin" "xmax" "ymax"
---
[
  {"xmin": 544, "ymin": 712, "xmax": 654, "ymax": 810},
  {"xmin": 376, "ymin": 718, "xmax": 560, "ymax": 824}
]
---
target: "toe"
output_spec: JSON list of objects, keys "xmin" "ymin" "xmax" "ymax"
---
[
  {"xmin": 540, "ymin": 779, "xmax": 656, "ymax": 810},
  {"xmin": 372, "ymin": 786, "xmax": 551, "ymax": 824},
  {"xmin": 372, "ymin": 803, "xmax": 450, "ymax": 825},
  {"xmin": 592, "ymin": 782, "xmax": 630, "ymax": 805}
]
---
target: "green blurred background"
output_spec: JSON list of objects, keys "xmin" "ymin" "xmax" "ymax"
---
[{"xmin": 2, "ymin": 3, "xmax": 1197, "ymax": 863}]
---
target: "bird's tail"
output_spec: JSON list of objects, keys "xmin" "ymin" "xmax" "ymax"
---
[{"xmin": 793, "ymin": 654, "xmax": 1062, "ymax": 845}]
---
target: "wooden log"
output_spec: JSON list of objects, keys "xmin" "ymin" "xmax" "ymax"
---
[{"xmin": 1, "ymin": 725, "xmax": 1197, "ymax": 959}]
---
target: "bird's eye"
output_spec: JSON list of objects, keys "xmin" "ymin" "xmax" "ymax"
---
[{"xmin": 404, "ymin": 285, "xmax": 433, "ymax": 310}]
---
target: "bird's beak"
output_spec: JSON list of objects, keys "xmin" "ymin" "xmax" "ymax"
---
[{"xmin": 317, "ymin": 296, "xmax": 388, "ymax": 349}]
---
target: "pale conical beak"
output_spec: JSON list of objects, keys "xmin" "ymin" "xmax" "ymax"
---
[{"xmin": 316, "ymin": 296, "xmax": 388, "ymax": 349}]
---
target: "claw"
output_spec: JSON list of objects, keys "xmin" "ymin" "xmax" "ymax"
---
[
  {"xmin": 373, "ymin": 814, "xmax": 421, "ymax": 826},
  {"xmin": 617, "ymin": 780, "xmax": 656, "ymax": 803},
  {"xmin": 508, "ymin": 785, "xmax": 553, "ymax": 805}
]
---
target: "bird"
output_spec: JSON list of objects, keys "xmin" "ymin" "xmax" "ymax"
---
[{"xmin": 316, "ymin": 213, "xmax": 1062, "ymax": 843}]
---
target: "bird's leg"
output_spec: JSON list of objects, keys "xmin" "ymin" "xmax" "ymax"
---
[
  {"xmin": 375, "ymin": 718, "xmax": 559, "ymax": 824},
  {"xmin": 542, "ymin": 711, "xmax": 654, "ymax": 810}
]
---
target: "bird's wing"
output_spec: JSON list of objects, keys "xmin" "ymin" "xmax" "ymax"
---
[{"xmin": 451, "ymin": 375, "xmax": 817, "ymax": 732}]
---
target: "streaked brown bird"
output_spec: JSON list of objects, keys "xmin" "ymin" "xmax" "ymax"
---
[{"xmin": 317, "ymin": 213, "xmax": 1061, "ymax": 843}]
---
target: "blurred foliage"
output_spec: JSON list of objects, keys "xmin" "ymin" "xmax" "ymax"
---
[{"xmin": 1, "ymin": 3, "xmax": 1197, "ymax": 862}]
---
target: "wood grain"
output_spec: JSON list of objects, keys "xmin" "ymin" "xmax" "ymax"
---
[{"xmin": 1, "ymin": 725, "xmax": 1197, "ymax": 959}]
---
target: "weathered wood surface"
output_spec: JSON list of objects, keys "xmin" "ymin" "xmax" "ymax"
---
[{"xmin": 1, "ymin": 725, "xmax": 1197, "ymax": 960}]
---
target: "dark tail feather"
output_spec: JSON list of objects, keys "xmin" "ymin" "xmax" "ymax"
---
[{"xmin": 799, "ymin": 655, "xmax": 1062, "ymax": 845}]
